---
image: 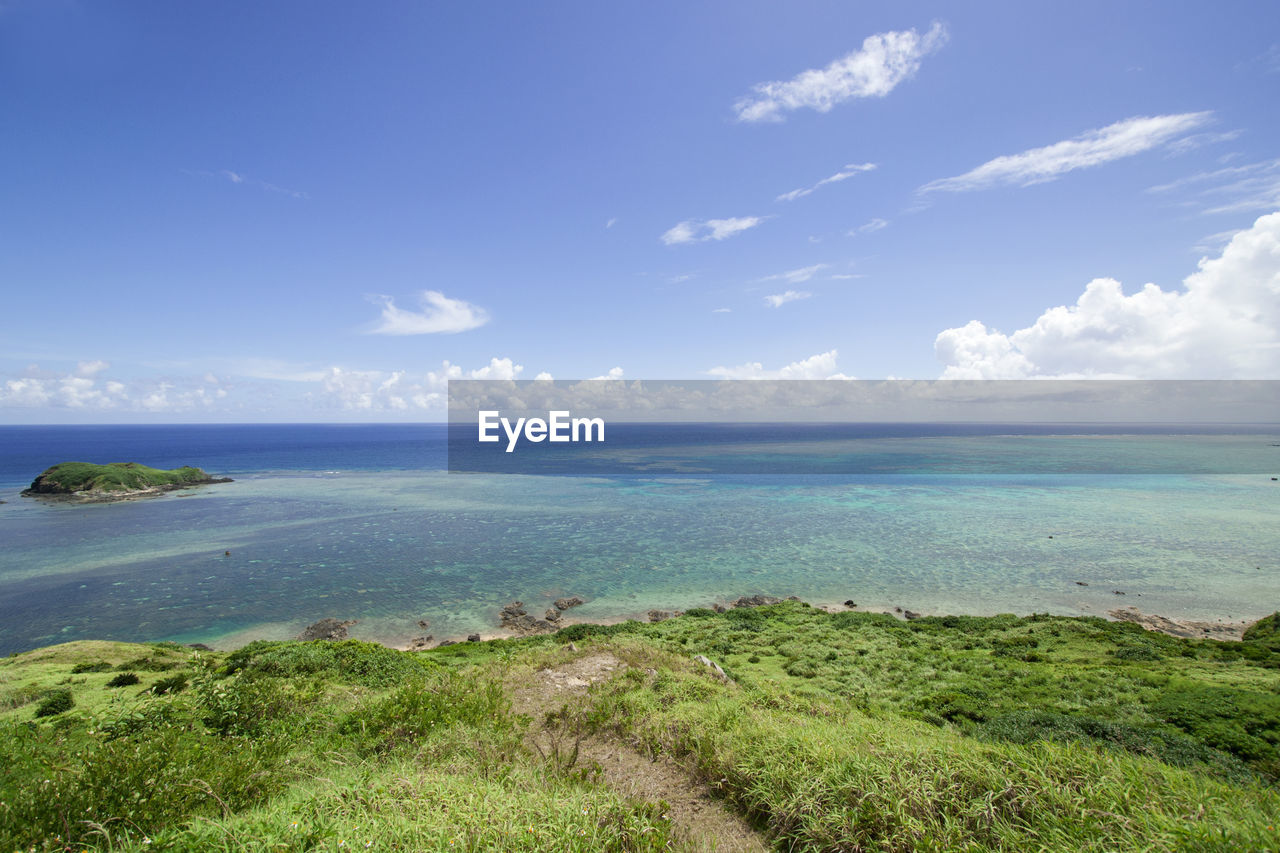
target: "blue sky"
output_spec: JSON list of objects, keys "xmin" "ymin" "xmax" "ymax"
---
[{"xmin": 2, "ymin": 1, "xmax": 1279, "ymax": 422}]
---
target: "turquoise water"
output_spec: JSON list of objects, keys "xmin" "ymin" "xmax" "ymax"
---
[{"xmin": 2, "ymin": 447, "xmax": 1278, "ymax": 653}]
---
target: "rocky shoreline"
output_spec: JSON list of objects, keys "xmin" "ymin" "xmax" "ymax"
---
[{"xmin": 284, "ymin": 595, "xmax": 1263, "ymax": 653}]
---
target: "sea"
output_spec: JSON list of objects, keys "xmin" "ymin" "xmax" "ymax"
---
[{"xmin": 1, "ymin": 423, "xmax": 1277, "ymax": 655}]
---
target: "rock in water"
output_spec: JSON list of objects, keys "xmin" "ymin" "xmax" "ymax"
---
[
  {"xmin": 499, "ymin": 601, "xmax": 554, "ymax": 635},
  {"xmin": 733, "ymin": 594, "xmax": 782, "ymax": 608},
  {"xmin": 297, "ymin": 618, "xmax": 357, "ymax": 641},
  {"xmin": 554, "ymin": 596, "xmax": 586, "ymax": 611}
]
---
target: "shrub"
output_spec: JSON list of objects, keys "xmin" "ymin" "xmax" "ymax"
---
[
  {"xmin": 221, "ymin": 639, "xmax": 434, "ymax": 688},
  {"xmin": 199, "ymin": 673, "xmax": 317, "ymax": 737},
  {"xmin": 339, "ymin": 673, "xmax": 513, "ymax": 755},
  {"xmin": 1113, "ymin": 645, "xmax": 1162, "ymax": 662},
  {"xmin": 33, "ymin": 689, "xmax": 74, "ymax": 718},
  {"xmin": 1153, "ymin": 686, "xmax": 1280, "ymax": 774},
  {"xmin": 919, "ymin": 691, "xmax": 988, "ymax": 724},
  {"xmin": 106, "ymin": 672, "xmax": 140, "ymax": 687},
  {"xmin": 555, "ymin": 622, "xmax": 638, "ymax": 643},
  {"xmin": 150, "ymin": 673, "xmax": 188, "ymax": 695},
  {"xmin": 70, "ymin": 661, "xmax": 113, "ymax": 673},
  {"xmin": 979, "ymin": 710, "xmax": 1250, "ymax": 780},
  {"xmin": 117, "ymin": 656, "xmax": 178, "ymax": 672}
]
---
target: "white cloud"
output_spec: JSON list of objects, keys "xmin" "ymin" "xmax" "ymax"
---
[
  {"xmin": 777, "ymin": 163, "xmax": 876, "ymax": 202},
  {"xmin": 764, "ymin": 290, "xmax": 811, "ymax": 308},
  {"xmin": 713, "ymin": 307, "xmax": 732, "ymax": 313},
  {"xmin": 0, "ymin": 364, "xmax": 222, "ymax": 411},
  {"xmin": 1166, "ymin": 129, "xmax": 1243, "ymax": 155},
  {"xmin": 75, "ymin": 360, "xmax": 109, "ymax": 377},
  {"xmin": 735, "ymin": 23, "xmax": 947, "ymax": 122},
  {"xmin": 466, "ymin": 357, "xmax": 523, "ymax": 380},
  {"xmin": 759, "ymin": 264, "xmax": 828, "ymax": 285},
  {"xmin": 850, "ymin": 218, "xmax": 889, "ymax": 235},
  {"xmin": 707, "ymin": 349, "xmax": 853, "ymax": 379},
  {"xmin": 589, "ymin": 366, "xmax": 625, "ymax": 380},
  {"xmin": 661, "ymin": 217, "xmax": 764, "ymax": 245},
  {"xmin": 315, "ymin": 357, "xmax": 527, "ymax": 411},
  {"xmin": 534, "ymin": 371, "xmax": 554, "ymax": 381},
  {"xmin": 606, "ymin": 218, "xmax": 617, "ymax": 229},
  {"xmin": 1148, "ymin": 158, "xmax": 1280, "ymax": 215},
  {"xmin": 1192, "ymin": 229, "xmax": 1244, "ymax": 254},
  {"xmin": 368, "ymin": 290, "xmax": 490, "ymax": 335},
  {"xmin": 205, "ymin": 168, "xmax": 307, "ymax": 199},
  {"xmin": 828, "ymin": 273, "xmax": 864, "ymax": 280},
  {"xmin": 935, "ymin": 210, "xmax": 1280, "ymax": 378},
  {"xmin": 921, "ymin": 112, "xmax": 1213, "ymax": 193}
]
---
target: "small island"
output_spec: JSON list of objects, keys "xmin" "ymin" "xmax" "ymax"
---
[{"xmin": 21, "ymin": 461, "xmax": 232, "ymax": 503}]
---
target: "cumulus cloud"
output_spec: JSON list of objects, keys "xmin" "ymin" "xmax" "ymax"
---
[
  {"xmin": 759, "ymin": 264, "xmax": 828, "ymax": 285},
  {"xmin": 0, "ymin": 363, "xmax": 225, "ymax": 411},
  {"xmin": 315, "ymin": 357, "xmax": 527, "ymax": 411},
  {"xmin": 735, "ymin": 23, "xmax": 947, "ymax": 122},
  {"xmin": 589, "ymin": 366, "xmax": 625, "ymax": 380},
  {"xmin": 368, "ymin": 290, "xmax": 490, "ymax": 335},
  {"xmin": 764, "ymin": 290, "xmax": 811, "ymax": 308},
  {"xmin": 921, "ymin": 112, "xmax": 1213, "ymax": 193},
  {"xmin": 707, "ymin": 349, "xmax": 853, "ymax": 379},
  {"xmin": 777, "ymin": 163, "xmax": 876, "ymax": 202},
  {"xmin": 661, "ymin": 217, "xmax": 764, "ymax": 245},
  {"xmin": 75, "ymin": 360, "xmax": 110, "ymax": 377},
  {"xmin": 935, "ymin": 210, "xmax": 1280, "ymax": 378}
]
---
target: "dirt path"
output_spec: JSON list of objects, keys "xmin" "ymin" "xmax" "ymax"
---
[{"xmin": 507, "ymin": 651, "xmax": 770, "ymax": 853}]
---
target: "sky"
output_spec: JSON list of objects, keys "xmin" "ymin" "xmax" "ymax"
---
[{"xmin": 2, "ymin": 0, "xmax": 1279, "ymax": 422}]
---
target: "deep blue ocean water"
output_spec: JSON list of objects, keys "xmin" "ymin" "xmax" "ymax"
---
[{"xmin": 1, "ymin": 423, "xmax": 1277, "ymax": 655}]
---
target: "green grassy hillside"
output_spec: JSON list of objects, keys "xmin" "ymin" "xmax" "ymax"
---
[{"xmin": 2, "ymin": 605, "xmax": 1278, "ymax": 851}]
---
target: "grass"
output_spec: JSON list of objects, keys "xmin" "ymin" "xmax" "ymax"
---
[{"xmin": 1, "ymin": 606, "xmax": 1277, "ymax": 851}]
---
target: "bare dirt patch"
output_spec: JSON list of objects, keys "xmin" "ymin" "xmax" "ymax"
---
[{"xmin": 507, "ymin": 651, "xmax": 769, "ymax": 853}]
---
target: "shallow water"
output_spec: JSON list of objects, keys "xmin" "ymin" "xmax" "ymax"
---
[{"xmin": 2, "ymin": 430, "xmax": 1278, "ymax": 655}]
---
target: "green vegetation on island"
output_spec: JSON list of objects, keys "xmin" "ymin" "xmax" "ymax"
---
[
  {"xmin": 21, "ymin": 461, "xmax": 231, "ymax": 501},
  {"xmin": 2, "ymin": 604, "xmax": 1279, "ymax": 851}
]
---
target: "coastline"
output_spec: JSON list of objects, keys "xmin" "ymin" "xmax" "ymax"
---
[{"xmin": 195, "ymin": 596, "xmax": 1264, "ymax": 653}]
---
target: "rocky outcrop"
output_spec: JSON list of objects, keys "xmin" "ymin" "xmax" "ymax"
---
[
  {"xmin": 499, "ymin": 601, "xmax": 556, "ymax": 636},
  {"xmin": 733, "ymin": 595, "xmax": 785, "ymax": 608},
  {"xmin": 554, "ymin": 596, "xmax": 586, "ymax": 611},
  {"xmin": 297, "ymin": 618, "xmax": 356, "ymax": 641},
  {"xmin": 1109, "ymin": 607, "xmax": 1252, "ymax": 641},
  {"xmin": 693, "ymin": 654, "xmax": 730, "ymax": 681},
  {"xmin": 648, "ymin": 609, "xmax": 682, "ymax": 622}
]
